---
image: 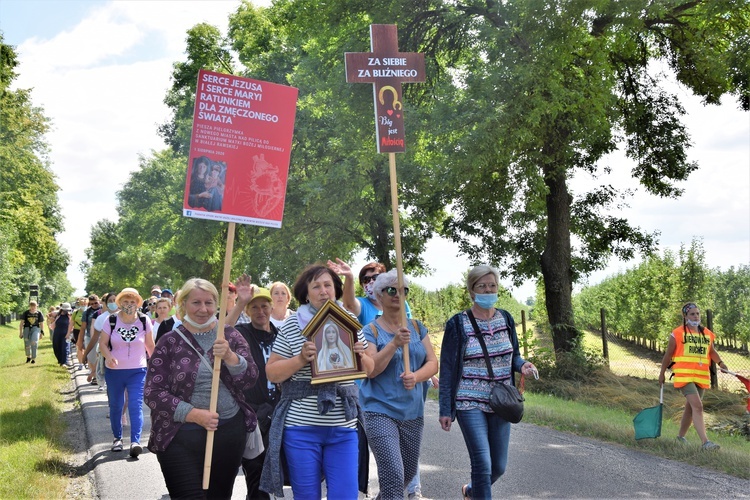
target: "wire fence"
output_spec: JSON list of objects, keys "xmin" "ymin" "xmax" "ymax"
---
[{"xmin": 583, "ymin": 309, "xmax": 750, "ymax": 395}]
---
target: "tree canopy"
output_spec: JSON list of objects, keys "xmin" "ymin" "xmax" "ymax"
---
[
  {"xmin": 0, "ymin": 35, "xmax": 72, "ymax": 312},
  {"xmin": 82, "ymin": 1, "xmax": 748, "ymax": 357}
]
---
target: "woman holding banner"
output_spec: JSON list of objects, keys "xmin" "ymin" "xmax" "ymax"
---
[
  {"xmin": 261, "ymin": 264, "xmax": 374, "ymax": 499},
  {"xmin": 145, "ymin": 278, "xmax": 259, "ymax": 498}
]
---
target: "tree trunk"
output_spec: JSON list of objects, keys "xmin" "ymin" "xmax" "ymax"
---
[{"xmin": 540, "ymin": 162, "xmax": 579, "ymax": 356}]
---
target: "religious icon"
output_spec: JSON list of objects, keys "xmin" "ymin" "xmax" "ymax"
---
[{"xmin": 301, "ymin": 300, "xmax": 366, "ymax": 384}]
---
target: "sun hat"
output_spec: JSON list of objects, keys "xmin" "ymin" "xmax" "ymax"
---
[
  {"xmin": 115, "ymin": 287, "xmax": 144, "ymax": 306},
  {"xmin": 60, "ymin": 302, "xmax": 72, "ymax": 311}
]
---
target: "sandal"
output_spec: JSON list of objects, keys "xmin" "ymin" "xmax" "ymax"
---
[
  {"xmin": 111, "ymin": 438, "xmax": 123, "ymax": 452},
  {"xmin": 462, "ymin": 484, "xmax": 470, "ymax": 500}
]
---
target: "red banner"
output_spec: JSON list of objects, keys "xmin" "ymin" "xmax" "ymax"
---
[{"xmin": 183, "ymin": 70, "xmax": 298, "ymax": 227}]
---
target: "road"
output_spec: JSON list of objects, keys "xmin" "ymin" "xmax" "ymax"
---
[{"xmin": 71, "ymin": 368, "xmax": 749, "ymax": 499}]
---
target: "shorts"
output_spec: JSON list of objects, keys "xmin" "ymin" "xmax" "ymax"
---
[{"xmin": 679, "ymin": 383, "xmax": 705, "ymax": 399}]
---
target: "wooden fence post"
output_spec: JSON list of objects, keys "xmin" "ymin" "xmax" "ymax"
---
[
  {"xmin": 521, "ymin": 310, "xmax": 528, "ymax": 359},
  {"xmin": 707, "ymin": 309, "xmax": 718, "ymax": 389},
  {"xmin": 600, "ymin": 308, "xmax": 609, "ymax": 364}
]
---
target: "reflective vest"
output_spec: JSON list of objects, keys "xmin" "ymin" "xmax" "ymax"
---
[{"xmin": 670, "ymin": 325, "xmax": 715, "ymax": 389}]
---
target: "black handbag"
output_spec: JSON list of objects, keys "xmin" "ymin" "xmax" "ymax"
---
[{"xmin": 467, "ymin": 310, "xmax": 524, "ymax": 423}]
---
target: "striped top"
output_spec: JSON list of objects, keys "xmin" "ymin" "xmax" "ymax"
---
[
  {"xmin": 273, "ymin": 312, "xmax": 367, "ymax": 428},
  {"xmin": 456, "ymin": 310, "xmax": 513, "ymax": 412}
]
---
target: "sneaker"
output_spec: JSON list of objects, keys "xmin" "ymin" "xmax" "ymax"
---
[
  {"xmin": 675, "ymin": 436, "xmax": 688, "ymax": 444},
  {"xmin": 78, "ymin": 363, "xmax": 84, "ymax": 371},
  {"xmin": 408, "ymin": 493, "xmax": 427, "ymax": 500},
  {"xmin": 98, "ymin": 384, "xmax": 106, "ymax": 391},
  {"xmin": 26, "ymin": 357, "xmax": 31, "ymax": 363},
  {"xmin": 701, "ymin": 441, "xmax": 720, "ymax": 451},
  {"xmin": 31, "ymin": 359, "xmax": 35, "ymax": 364},
  {"xmin": 130, "ymin": 442, "xmax": 142, "ymax": 458},
  {"xmin": 91, "ymin": 379, "xmax": 98, "ymax": 386},
  {"xmin": 111, "ymin": 439, "xmax": 123, "ymax": 452}
]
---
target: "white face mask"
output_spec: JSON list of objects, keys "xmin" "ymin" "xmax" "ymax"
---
[
  {"xmin": 183, "ymin": 314, "xmax": 217, "ymax": 331},
  {"xmin": 364, "ymin": 282, "xmax": 376, "ymax": 300},
  {"xmin": 686, "ymin": 319, "xmax": 700, "ymax": 327}
]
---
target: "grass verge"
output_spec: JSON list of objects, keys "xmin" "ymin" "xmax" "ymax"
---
[{"xmin": 0, "ymin": 321, "xmax": 74, "ymax": 498}]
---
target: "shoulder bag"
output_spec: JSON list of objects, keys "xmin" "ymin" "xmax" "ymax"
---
[{"xmin": 466, "ymin": 310, "xmax": 524, "ymax": 423}]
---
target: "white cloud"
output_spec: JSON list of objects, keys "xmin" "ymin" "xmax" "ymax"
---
[{"xmin": 11, "ymin": 1, "xmax": 256, "ymax": 294}]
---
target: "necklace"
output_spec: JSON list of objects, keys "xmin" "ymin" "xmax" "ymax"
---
[
  {"xmin": 378, "ymin": 317, "xmax": 402, "ymax": 334},
  {"xmin": 193, "ymin": 327, "xmax": 216, "ymax": 336}
]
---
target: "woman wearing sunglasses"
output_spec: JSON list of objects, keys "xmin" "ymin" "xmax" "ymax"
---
[
  {"xmin": 327, "ymin": 259, "xmax": 413, "ymax": 325},
  {"xmin": 359, "ymin": 270, "xmax": 438, "ymax": 500}
]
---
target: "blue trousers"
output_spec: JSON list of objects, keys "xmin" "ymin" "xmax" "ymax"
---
[
  {"xmin": 456, "ymin": 408, "xmax": 511, "ymax": 500},
  {"xmin": 23, "ymin": 326, "xmax": 41, "ymax": 359},
  {"xmin": 283, "ymin": 426, "xmax": 358, "ymax": 500},
  {"xmin": 104, "ymin": 367, "xmax": 146, "ymax": 443}
]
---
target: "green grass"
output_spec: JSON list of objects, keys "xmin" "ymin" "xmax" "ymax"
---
[
  {"xmin": 429, "ymin": 330, "xmax": 750, "ymax": 479},
  {"xmin": 0, "ymin": 321, "xmax": 73, "ymax": 499}
]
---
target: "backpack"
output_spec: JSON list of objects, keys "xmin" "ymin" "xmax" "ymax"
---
[
  {"xmin": 108, "ymin": 312, "xmax": 149, "ymax": 350},
  {"xmin": 109, "ymin": 311, "xmax": 148, "ymax": 334}
]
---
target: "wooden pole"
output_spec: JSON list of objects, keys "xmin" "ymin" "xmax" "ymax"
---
[
  {"xmin": 600, "ymin": 308, "xmax": 609, "ymax": 364},
  {"xmin": 521, "ymin": 310, "xmax": 528, "ymax": 359},
  {"xmin": 203, "ymin": 221, "xmax": 236, "ymax": 490},
  {"xmin": 388, "ymin": 152, "xmax": 410, "ymax": 373}
]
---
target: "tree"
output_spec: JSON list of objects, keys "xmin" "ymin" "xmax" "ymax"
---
[
  {"xmin": 0, "ymin": 35, "xmax": 71, "ymax": 311},
  {"xmin": 401, "ymin": 0, "xmax": 749, "ymax": 355}
]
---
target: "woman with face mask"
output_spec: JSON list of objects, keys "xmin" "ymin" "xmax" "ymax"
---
[
  {"xmin": 145, "ymin": 278, "xmax": 258, "ymax": 499},
  {"xmin": 327, "ymin": 259, "xmax": 413, "ymax": 325},
  {"xmin": 658, "ymin": 303, "xmax": 727, "ymax": 451},
  {"xmin": 99, "ymin": 288, "xmax": 155, "ymax": 457},
  {"xmin": 438, "ymin": 265, "xmax": 537, "ymax": 500}
]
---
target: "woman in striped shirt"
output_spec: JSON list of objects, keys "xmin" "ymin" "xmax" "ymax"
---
[{"xmin": 261, "ymin": 264, "xmax": 374, "ymax": 500}]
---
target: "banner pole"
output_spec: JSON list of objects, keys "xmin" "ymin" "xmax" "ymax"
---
[
  {"xmin": 388, "ymin": 152, "xmax": 410, "ymax": 373},
  {"xmin": 203, "ymin": 221, "xmax": 236, "ymax": 489}
]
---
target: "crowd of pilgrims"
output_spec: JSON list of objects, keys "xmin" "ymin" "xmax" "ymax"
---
[{"xmin": 22, "ymin": 259, "xmax": 535, "ymax": 500}]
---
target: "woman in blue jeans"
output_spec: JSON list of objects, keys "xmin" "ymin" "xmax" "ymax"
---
[{"xmin": 438, "ymin": 265, "xmax": 537, "ymax": 499}]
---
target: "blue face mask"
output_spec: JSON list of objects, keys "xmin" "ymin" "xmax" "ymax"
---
[
  {"xmin": 107, "ymin": 303, "xmax": 118, "ymax": 312},
  {"xmin": 474, "ymin": 293, "xmax": 497, "ymax": 309}
]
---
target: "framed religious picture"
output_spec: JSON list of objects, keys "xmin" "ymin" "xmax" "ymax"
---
[{"xmin": 301, "ymin": 300, "xmax": 367, "ymax": 385}]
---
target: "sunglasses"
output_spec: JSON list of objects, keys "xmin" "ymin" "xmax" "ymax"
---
[
  {"xmin": 361, "ymin": 274, "xmax": 380, "ymax": 285},
  {"xmin": 383, "ymin": 286, "xmax": 409, "ymax": 297}
]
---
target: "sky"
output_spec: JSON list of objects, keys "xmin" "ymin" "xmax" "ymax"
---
[{"xmin": 1, "ymin": 0, "xmax": 748, "ymax": 302}]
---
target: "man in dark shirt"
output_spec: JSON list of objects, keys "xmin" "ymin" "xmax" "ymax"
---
[
  {"xmin": 231, "ymin": 283, "xmax": 280, "ymax": 500},
  {"xmin": 20, "ymin": 300, "xmax": 45, "ymax": 363}
]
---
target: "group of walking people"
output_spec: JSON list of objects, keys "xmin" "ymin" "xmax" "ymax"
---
[{"xmin": 19, "ymin": 259, "xmax": 723, "ymax": 499}]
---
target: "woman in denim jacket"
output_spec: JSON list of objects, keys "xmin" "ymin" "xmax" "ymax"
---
[{"xmin": 438, "ymin": 265, "xmax": 537, "ymax": 500}]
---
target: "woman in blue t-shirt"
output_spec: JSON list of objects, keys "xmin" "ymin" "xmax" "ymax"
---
[{"xmin": 359, "ymin": 270, "xmax": 438, "ymax": 500}]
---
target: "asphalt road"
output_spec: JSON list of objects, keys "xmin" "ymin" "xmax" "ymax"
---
[{"xmin": 72, "ymin": 368, "xmax": 749, "ymax": 499}]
